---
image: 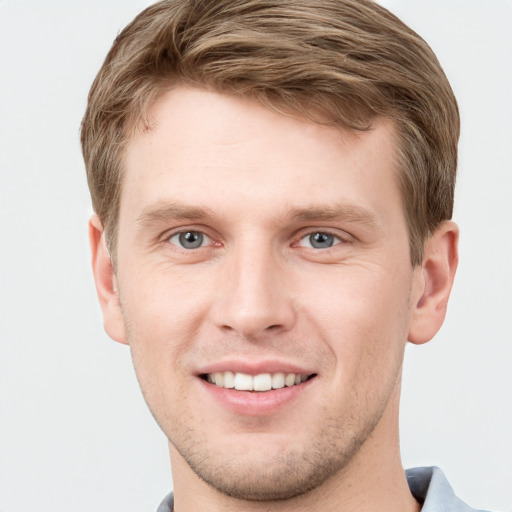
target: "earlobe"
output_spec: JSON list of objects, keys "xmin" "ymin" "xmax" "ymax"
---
[
  {"xmin": 408, "ymin": 221, "xmax": 459, "ymax": 345},
  {"xmin": 89, "ymin": 214, "xmax": 128, "ymax": 345}
]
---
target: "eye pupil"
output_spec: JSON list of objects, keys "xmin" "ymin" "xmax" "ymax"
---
[
  {"xmin": 310, "ymin": 232, "xmax": 334, "ymax": 249},
  {"xmin": 179, "ymin": 231, "xmax": 203, "ymax": 249}
]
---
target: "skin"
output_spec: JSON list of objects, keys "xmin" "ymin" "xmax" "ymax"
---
[{"xmin": 90, "ymin": 86, "xmax": 458, "ymax": 512}]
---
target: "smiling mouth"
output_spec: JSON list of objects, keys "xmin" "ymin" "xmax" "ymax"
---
[{"xmin": 202, "ymin": 371, "xmax": 316, "ymax": 392}]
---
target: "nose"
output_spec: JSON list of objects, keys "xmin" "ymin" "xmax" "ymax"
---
[{"xmin": 212, "ymin": 242, "xmax": 296, "ymax": 340}]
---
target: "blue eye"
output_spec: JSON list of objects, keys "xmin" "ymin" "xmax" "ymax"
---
[
  {"xmin": 169, "ymin": 231, "xmax": 211, "ymax": 249},
  {"xmin": 300, "ymin": 232, "xmax": 341, "ymax": 249}
]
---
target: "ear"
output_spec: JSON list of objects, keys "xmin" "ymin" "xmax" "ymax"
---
[
  {"xmin": 89, "ymin": 214, "xmax": 128, "ymax": 344},
  {"xmin": 408, "ymin": 220, "xmax": 459, "ymax": 345}
]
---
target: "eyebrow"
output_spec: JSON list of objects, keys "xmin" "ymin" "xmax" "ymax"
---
[
  {"xmin": 285, "ymin": 204, "xmax": 380, "ymax": 228},
  {"xmin": 135, "ymin": 201, "xmax": 380, "ymax": 230},
  {"xmin": 136, "ymin": 202, "xmax": 214, "ymax": 229}
]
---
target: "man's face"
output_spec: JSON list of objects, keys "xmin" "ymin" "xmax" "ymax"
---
[{"xmin": 108, "ymin": 87, "xmax": 424, "ymax": 500}]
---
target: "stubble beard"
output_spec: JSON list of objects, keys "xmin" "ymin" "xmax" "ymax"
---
[
  {"xmin": 167, "ymin": 407, "xmax": 385, "ymax": 502},
  {"xmin": 121, "ymin": 299, "xmax": 406, "ymax": 504}
]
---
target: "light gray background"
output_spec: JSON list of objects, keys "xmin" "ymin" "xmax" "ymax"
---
[{"xmin": 0, "ymin": 1, "xmax": 510, "ymax": 511}]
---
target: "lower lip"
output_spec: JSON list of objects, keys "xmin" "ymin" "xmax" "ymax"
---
[{"xmin": 199, "ymin": 377, "xmax": 315, "ymax": 416}]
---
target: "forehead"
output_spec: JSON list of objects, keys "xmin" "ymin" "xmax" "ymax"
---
[{"xmin": 120, "ymin": 86, "xmax": 401, "ymax": 228}]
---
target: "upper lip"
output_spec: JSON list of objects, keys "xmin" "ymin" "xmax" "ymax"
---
[{"xmin": 196, "ymin": 359, "xmax": 316, "ymax": 377}]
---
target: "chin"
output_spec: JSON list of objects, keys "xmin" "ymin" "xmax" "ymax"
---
[{"xmin": 170, "ymin": 416, "xmax": 371, "ymax": 502}]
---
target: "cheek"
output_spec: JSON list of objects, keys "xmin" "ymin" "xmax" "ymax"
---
[
  {"xmin": 123, "ymin": 288, "xmax": 196, "ymax": 428},
  {"xmin": 303, "ymin": 267, "xmax": 412, "ymax": 377},
  {"xmin": 121, "ymin": 260, "xmax": 211, "ymax": 331},
  {"xmin": 119, "ymin": 268, "xmax": 211, "ymax": 386}
]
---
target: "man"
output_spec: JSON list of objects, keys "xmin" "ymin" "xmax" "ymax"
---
[{"xmin": 81, "ymin": 1, "xmax": 488, "ymax": 510}]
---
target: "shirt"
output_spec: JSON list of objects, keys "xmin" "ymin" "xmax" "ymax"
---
[
  {"xmin": 157, "ymin": 466, "xmax": 491, "ymax": 511},
  {"xmin": 406, "ymin": 467, "xmax": 490, "ymax": 512}
]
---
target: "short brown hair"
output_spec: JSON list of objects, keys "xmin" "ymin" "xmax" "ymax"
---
[{"xmin": 81, "ymin": 0, "xmax": 459, "ymax": 266}]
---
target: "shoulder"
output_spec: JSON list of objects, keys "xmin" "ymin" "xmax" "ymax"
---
[
  {"xmin": 406, "ymin": 467, "xmax": 493, "ymax": 512},
  {"xmin": 156, "ymin": 491, "xmax": 174, "ymax": 512}
]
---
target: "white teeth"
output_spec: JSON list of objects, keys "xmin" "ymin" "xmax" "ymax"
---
[
  {"xmin": 272, "ymin": 372, "xmax": 285, "ymax": 389},
  {"xmin": 206, "ymin": 371, "xmax": 310, "ymax": 391},
  {"xmin": 214, "ymin": 372, "xmax": 224, "ymax": 387},
  {"xmin": 223, "ymin": 371, "xmax": 235, "ymax": 389},
  {"xmin": 285, "ymin": 373, "xmax": 296, "ymax": 387},
  {"xmin": 234, "ymin": 372, "xmax": 253, "ymax": 391},
  {"xmin": 253, "ymin": 373, "xmax": 272, "ymax": 391}
]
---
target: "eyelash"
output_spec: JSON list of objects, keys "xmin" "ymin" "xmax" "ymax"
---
[
  {"xmin": 295, "ymin": 231, "xmax": 344, "ymax": 250},
  {"xmin": 165, "ymin": 228, "xmax": 350, "ymax": 251},
  {"xmin": 167, "ymin": 230, "xmax": 214, "ymax": 250}
]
